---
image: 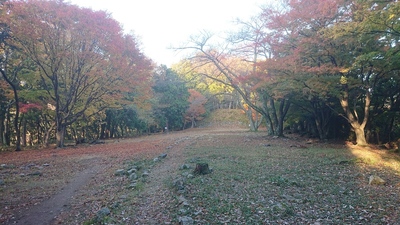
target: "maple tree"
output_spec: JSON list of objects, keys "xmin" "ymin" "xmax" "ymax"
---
[
  {"xmin": 3, "ymin": 0, "xmax": 153, "ymax": 147},
  {"xmin": 185, "ymin": 89, "xmax": 207, "ymax": 128},
  {"xmin": 178, "ymin": 29, "xmax": 291, "ymax": 135}
]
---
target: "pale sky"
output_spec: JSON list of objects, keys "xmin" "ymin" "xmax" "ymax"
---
[{"xmin": 68, "ymin": 0, "xmax": 266, "ymax": 66}]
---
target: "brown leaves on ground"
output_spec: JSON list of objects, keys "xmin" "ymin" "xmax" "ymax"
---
[{"xmin": 1, "ymin": 128, "xmax": 400, "ymax": 224}]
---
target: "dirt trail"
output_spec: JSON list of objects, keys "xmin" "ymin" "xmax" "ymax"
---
[
  {"xmin": 8, "ymin": 158, "xmax": 102, "ymax": 225},
  {"xmin": 1, "ymin": 128, "xmax": 243, "ymax": 224},
  {"xmin": 132, "ymin": 135, "xmax": 201, "ymax": 224}
]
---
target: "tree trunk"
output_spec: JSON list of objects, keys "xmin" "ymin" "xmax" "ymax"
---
[
  {"xmin": 22, "ymin": 117, "xmax": 27, "ymax": 147},
  {"xmin": 340, "ymin": 84, "xmax": 370, "ymax": 146},
  {"xmin": 1, "ymin": 69, "xmax": 21, "ymax": 151},
  {"xmin": 277, "ymin": 99, "xmax": 290, "ymax": 137},
  {"xmin": 56, "ymin": 125, "xmax": 66, "ymax": 148},
  {"xmin": 4, "ymin": 104, "xmax": 11, "ymax": 146},
  {"xmin": 246, "ymin": 107, "xmax": 257, "ymax": 132},
  {"xmin": 43, "ymin": 117, "xmax": 55, "ymax": 147},
  {"xmin": 354, "ymin": 127, "xmax": 367, "ymax": 146}
]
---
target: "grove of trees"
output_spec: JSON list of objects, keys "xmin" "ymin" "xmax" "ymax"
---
[
  {"xmin": 1, "ymin": 0, "xmax": 399, "ymax": 150},
  {"xmin": 175, "ymin": 0, "xmax": 400, "ymax": 146}
]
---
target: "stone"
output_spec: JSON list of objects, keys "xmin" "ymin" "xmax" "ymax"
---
[
  {"xmin": 127, "ymin": 168, "xmax": 137, "ymax": 174},
  {"xmin": 178, "ymin": 216, "xmax": 193, "ymax": 225},
  {"xmin": 174, "ymin": 178, "xmax": 185, "ymax": 191},
  {"xmin": 115, "ymin": 169, "xmax": 125, "ymax": 176},
  {"xmin": 153, "ymin": 157, "xmax": 160, "ymax": 162},
  {"xmin": 96, "ymin": 207, "xmax": 111, "ymax": 219},
  {"xmin": 180, "ymin": 164, "xmax": 191, "ymax": 170},
  {"xmin": 178, "ymin": 195, "xmax": 190, "ymax": 206},
  {"xmin": 179, "ymin": 208, "xmax": 188, "ymax": 214},
  {"xmin": 159, "ymin": 153, "xmax": 168, "ymax": 158},
  {"xmin": 0, "ymin": 179, "xmax": 5, "ymax": 185},
  {"xmin": 142, "ymin": 171, "xmax": 150, "ymax": 177},
  {"xmin": 369, "ymin": 175, "xmax": 385, "ymax": 185},
  {"xmin": 129, "ymin": 173, "xmax": 138, "ymax": 181},
  {"xmin": 42, "ymin": 163, "xmax": 50, "ymax": 167},
  {"xmin": 28, "ymin": 171, "xmax": 42, "ymax": 176}
]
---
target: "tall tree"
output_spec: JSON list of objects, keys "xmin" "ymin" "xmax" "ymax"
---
[
  {"xmin": 185, "ymin": 89, "xmax": 207, "ymax": 128},
  {"xmin": 4, "ymin": 0, "xmax": 152, "ymax": 147},
  {"xmin": 179, "ymin": 33, "xmax": 290, "ymax": 136},
  {"xmin": 153, "ymin": 66, "xmax": 190, "ymax": 130}
]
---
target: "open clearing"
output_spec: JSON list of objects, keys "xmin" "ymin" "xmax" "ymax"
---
[{"xmin": 1, "ymin": 128, "xmax": 400, "ymax": 224}]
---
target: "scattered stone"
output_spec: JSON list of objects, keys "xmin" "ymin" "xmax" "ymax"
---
[
  {"xmin": 178, "ymin": 195, "xmax": 190, "ymax": 206},
  {"xmin": 369, "ymin": 175, "xmax": 385, "ymax": 185},
  {"xmin": 42, "ymin": 163, "xmax": 50, "ymax": 167},
  {"xmin": 153, "ymin": 157, "xmax": 160, "ymax": 162},
  {"xmin": 159, "ymin": 153, "xmax": 168, "ymax": 159},
  {"xmin": 96, "ymin": 207, "xmax": 111, "ymax": 219},
  {"xmin": 173, "ymin": 178, "xmax": 185, "ymax": 192},
  {"xmin": 0, "ymin": 179, "xmax": 5, "ymax": 185},
  {"xmin": 187, "ymin": 174, "xmax": 194, "ymax": 179},
  {"xmin": 1, "ymin": 164, "xmax": 7, "ymax": 169},
  {"xmin": 179, "ymin": 208, "xmax": 188, "ymax": 214},
  {"xmin": 115, "ymin": 169, "xmax": 125, "ymax": 176},
  {"xmin": 178, "ymin": 216, "xmax": 193, "ymax": 225},
  {"xmin": 28, "ymin": 171, "xmax": 42, "ymax": 176},
  {"xmin": 182, "ymin": 172, "xmax": 189, "ymax": 177},
  {"xmin": 142, "ymin": 171, "xmax": 150, "ymax": 177},
  {"xmin": 127, "ymin": 168, "xmax": 137, "ymax": 174},
  {"xmin": 129, "ymin": 173, "xmax": 138, "ymax": 181},
  {"xmin": 180, "ymin": 164, "xmax": 191, "ymax": 170}
]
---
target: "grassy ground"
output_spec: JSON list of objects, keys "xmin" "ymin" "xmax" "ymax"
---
[
  {"xmin": 1, "ymin": 127, "xmax": 400, "ymax": 224},
  {"xmin": 172, "ymin": 133, "xmax": 400, "ymax": 224}
]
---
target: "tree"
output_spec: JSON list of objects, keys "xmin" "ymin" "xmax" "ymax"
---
[
  {"xmin": 0, "ymin": 1, "xmax": 24, "ymax": 151},
  {"xmin": 322, "ymin": 0, "xmax": 400, "ymax": 145},
  {"xmin": 185, "ymin": 89, "xmax": 207, "ymax": 128},
  {"xmin": 179, "ymin": 32, "xmax": 290, "ymax": 136},
  {"xmin": 152, "ymin": 66, "xmax": 190, "ymax": 130},
  {"xmin": 4, "ymin": 0, "xmax": 152, "ymax": 147},
  {"xmin": 258, "ymin": 0, "xmax": 384, "ymax": 144}
]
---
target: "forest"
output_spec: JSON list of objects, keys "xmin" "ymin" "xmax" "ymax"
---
[{"xmin": 0, "ymin": 0, "xmax": 399, "ymax": 151}]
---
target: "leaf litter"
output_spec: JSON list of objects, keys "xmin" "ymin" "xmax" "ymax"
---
[{"xmin": 0, "ymin": 128, "xmax": 399, "ymax": 224}]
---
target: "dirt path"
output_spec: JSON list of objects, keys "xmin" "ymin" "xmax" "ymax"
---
[
  {"xmin": 8, "ymin": 158, "xmax": 102, "ymax": 225},
  {"xmin": 0, "ymin": 128, "xmax": 244, "ymax": 224},
  {"xmin": 131, "ymin": 135, "xmax": 201, "ymax": 224}
]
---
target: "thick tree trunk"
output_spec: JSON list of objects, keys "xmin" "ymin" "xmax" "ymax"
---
[
  {"xmin": 340, "ymin": 85, "xmax": 370, "ymax": 146},
  {"xmin": 56, "ymin": 125, "xmax": 66, "ymax": 148},
  {"xmin": 354, "ymin": 127, "xmax": 367, "ymax": 146}
]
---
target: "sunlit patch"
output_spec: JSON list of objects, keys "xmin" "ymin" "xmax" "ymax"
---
[{"xmin": 347, "ymin": 142, "xmax": 400, "ymax": 174}]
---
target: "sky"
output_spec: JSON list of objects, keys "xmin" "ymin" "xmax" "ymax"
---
[{"xmin": 68, "ymin": 0, "xmax": 267, "ymax": 66}]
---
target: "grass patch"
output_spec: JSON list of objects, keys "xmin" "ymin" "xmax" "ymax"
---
[{"xmin": 175, "ymin": 133, "xmax": 400, "ymax": 224}]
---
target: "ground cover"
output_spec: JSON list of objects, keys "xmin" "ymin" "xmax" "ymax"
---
[{"xmin": 0, "ymin": 128, "xmax": 399, "ymax": 224}]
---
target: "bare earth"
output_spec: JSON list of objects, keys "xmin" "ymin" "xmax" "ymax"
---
[
  {"xmin": 0, "ymin": 128, "xmax": 234, "ymax": 224},
  {"xmin": 1, "ymin": 127, "xmax": 399, "ymax": 224}
]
